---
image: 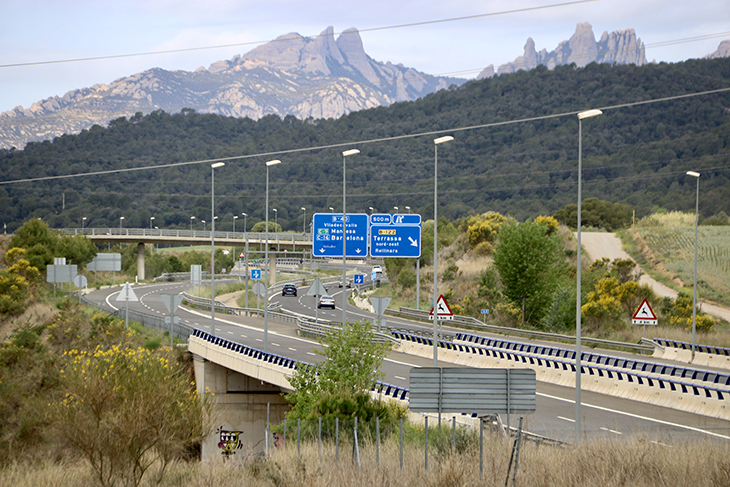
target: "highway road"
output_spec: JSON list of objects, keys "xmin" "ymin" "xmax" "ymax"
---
[{"xmin": 87, "ymin": 278, "xmax": 730, "ymax": 444}]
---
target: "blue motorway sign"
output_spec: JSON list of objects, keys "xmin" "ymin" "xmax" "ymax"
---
[
  {"xmin": 370, "ymin": 213, "xmax": 422, "ymax": 258},
  {"xmin": 250, "ymin": 268, "xmax": 261, "ymax": 280},
  {"xmin": 354, "ymin": 274, "xmax": 364, "ymax": 285},
  {"xmin": 312, "ymin": 213, "xmax": 369, "ymax": 258}
]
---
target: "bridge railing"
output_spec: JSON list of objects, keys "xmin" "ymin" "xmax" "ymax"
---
[{"xmin": 60, "ymin": 227, "xmax": 312, "ymax": 243}]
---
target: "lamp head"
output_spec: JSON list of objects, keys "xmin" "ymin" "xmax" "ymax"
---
[
  {"xmin": 342, "ymin": 149, "xmax": 360, "ymax": 157},
  {"xmin": 211, "ymin": 162, "xmax": 225, "ymax": 169},
  {"xmin": 266, "ymin": 159, "xmax": 281, "ymax": 166},
  {"xmin": 686, "ymin": 171, "xmax": 700, "ymax": 178},
  {"xmin": 577, "ymin": 109, "xmax": 603, "ymax": 120},
  {"xmin": 434, "ymin": 136, "xmax": 454, "ymax": 145}
]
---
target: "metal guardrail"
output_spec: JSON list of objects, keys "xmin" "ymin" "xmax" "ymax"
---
[
  {"xmin": 457, "ymin": 332, "xmax": 730, "ymax": 387},
  {"xmin": 394, "ymin": 331, "xmax": 730, "ymax": 401},
  {"xmin": 387, "ymin": 307, "xmax": 653, "ymax": 353},
  {"xmin": 80, "ymin": 294, "xmax": 194, "ymax": 342},
  {"xmin": 296, "ymin": 318, "xmax": 401, "ymax": 346},
  {"xmin": 655, "ymin": 338, "xmax": 730, "ymax": 356}
]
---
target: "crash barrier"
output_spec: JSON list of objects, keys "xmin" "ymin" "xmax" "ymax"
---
[
  {"xmin": 296, "ymin": 318, "xmax": 401, "ymax": 346},
  {"xmin": 654, "ymin": 338, "xmax": 730, "ymax": 370},
  {"xmin": 80, "ymin": 294, "xmax": 194, "ymax": 342},
  {"xmin": 386, "ymin": 307, "xmax": 652, "ymax": 354},
  {"xmin": 191, "ymin": 328, "xmax": 408, "ymax": 401},
  {"xmin": 456, "ymin": 332, "xmax": 730, "ymax": 388},
  {"xmin": 392, "ymin": 331, "xmax": 730, "ymax": 420},
  {"xmin": 181, "ymin": 292, "xmax": 291, "ymax": 321}
]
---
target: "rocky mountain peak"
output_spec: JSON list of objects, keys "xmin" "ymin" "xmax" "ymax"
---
[
  {"xmin": 478, "ymin": 22, "xmax": 647, "ymax": 79},
  {"xmin": 0, "ymin": 26, "xmax": 459, "ymax": 149}
]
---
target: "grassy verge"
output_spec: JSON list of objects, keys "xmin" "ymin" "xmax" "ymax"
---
[{"xmin": 3, "ymin": 433, "xmax": 729, "ymax": 486}]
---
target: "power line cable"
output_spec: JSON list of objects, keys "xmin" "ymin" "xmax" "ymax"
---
[
  {"xmin": 2, "ymin": 85, "xmax": 729, "ymax": 186},
  {"xmin": 0, "ymin": 0, "xmax": 597, "ymax": 69}
]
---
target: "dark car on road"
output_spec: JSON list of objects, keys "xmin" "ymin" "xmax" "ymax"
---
[{"xmin": 281, "ymin": 284, "xmax": 297, "ymax": 297}]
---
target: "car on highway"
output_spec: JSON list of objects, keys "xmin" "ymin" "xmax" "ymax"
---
[
  {"xmin": 338, "ymin": 278, "xmax": 352, "ymax": 288},
  {"xmin": 318, "ymin": 295, "xmax": 336, "ymax": 309},
  {"xmin": 281, "ymin": 284, "xmax": 297, "ymax": 297},
  {"xmin": 372, "ymin": 265, "xmax": 383, "ymax": 274}
]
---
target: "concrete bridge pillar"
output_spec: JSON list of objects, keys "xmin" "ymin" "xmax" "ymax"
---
[
  {"xmin": 269, "ymin": 252, "xmax": 277, "ymax": 285},
  {"xmin": 137, "ymin": 243, "xmax": 145, "ymax": 281},
  {"xmin": 193, "ymin": 356, "xmax": 289, "ymax": 461}
]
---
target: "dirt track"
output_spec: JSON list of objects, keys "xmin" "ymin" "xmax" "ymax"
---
[{"xmin": 580, "ymin": 232, "xmax": 730, "ymax": 322}]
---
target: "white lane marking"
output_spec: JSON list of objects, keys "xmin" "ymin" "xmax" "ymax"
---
[
  {"xmin": 539, "ymin": 392, "xmax": 730, "ymax": 439},
  {"xmin": 256, "ymin": 339, "xmax": 262, "ymax": 342},
  {"xmin": 271, "ymin": 342, "xmax": 280, "ymax": 347},
  {"xmin": 557, "ymin": 416, "xmax": 575, "ymax": 423},
  {"xmin": 240, "ymin": 335, "xmax": 247, "ymax": 338},
  {"xmin": 227, "ymin": 331, "xmax": 233, "ymax": 335},
  {"xmin": 307, "ymin": 352, "xmax": 316, "ymax": 356},
  {"xmin": 394, "ymin": 376, "xmax": 406, "ymax": 381},
  {"xmin": 288, "ymin": 347, "xmax": 297, "ymax": 352},
  {"xmin": 600, "ymin": 427, "xmax": 622, "ymax": 435}
]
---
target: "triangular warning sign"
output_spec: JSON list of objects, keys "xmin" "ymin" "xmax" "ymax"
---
[
  {"xmin": 429, "ymin": 294, "xmax": 454, "ymax": 320},
  {"xmin": 632, "ymin": 299, "xmax": 657, "ymax": 325},
  {"xmin": 116, "ymin": 282, "xmax": 139, "ymax": 302}
]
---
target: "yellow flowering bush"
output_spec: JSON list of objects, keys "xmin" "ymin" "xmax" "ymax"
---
[{"xmin": 53, "ymin": 345, "xmax": 211, "ymax": 487}]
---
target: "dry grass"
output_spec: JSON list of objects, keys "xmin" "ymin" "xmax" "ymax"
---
[{"xmin": 4, "ymin": 435, "xmax": 730, "ymax": 487}]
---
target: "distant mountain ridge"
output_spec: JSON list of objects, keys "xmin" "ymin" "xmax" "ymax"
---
[
  {"xmin": 477, "ymin": 22, "xmax": 647, "ymax": 78},
  {"xmin": 0, "ymin": 27, "xmax": 462, "ymax": 150}
]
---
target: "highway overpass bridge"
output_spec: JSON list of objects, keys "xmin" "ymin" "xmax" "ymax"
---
[{"xmin": 62, "ymin": 228, "xmax": 313, "ymax": 281}]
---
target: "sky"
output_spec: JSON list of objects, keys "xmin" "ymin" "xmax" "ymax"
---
[{"xmin": 1, "ymin": 0, "xmax": 728, "ymax": 114}]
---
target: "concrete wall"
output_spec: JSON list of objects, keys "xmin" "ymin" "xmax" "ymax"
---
[{"xmin": 190, "ymin": 337, "xmax": 294, "ymax": 461}]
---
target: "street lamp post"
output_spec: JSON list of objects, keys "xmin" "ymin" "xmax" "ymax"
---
[
  {"xmin": 119, "ymin": 216, "xmax": 124, "ymax": 229},
  {"xmin": 190, "ymin": 216, "xmax": 195, "ymax": 231},
  {"xmin": 329, "ymin": 207, "xmax": 334, "ymax": 213},
  {"xmin": 202, "ymin": 220, "xmax": 206, "ymax": 232},
  {"xmin": 393, "ymin": 206, "xmax": 399, "ymax": 213},
  {"xmin": 233, "ymin": 215, "xmax": 238, "ymax": 233},
  {"xmin": 687, "ymin": 171, "xmax": 701, "ymax": 362},
  {"xmin": 210, "ymin": 162, "xmax": 225, "ymax": 337},
  {"xmin": 433, "ymin": 136, "xmax": 453, "ymax": 366},
  {"xmin": 82, "ymin": 217, "xmax": 86, "ymax": 230},
  {"xmin": 342, "ymin": 149, "xmax": 360, "ymax": 326},
  {"xmin": 242, "ymin": 213, "xmax": 247, "ymax": 233},
  {"xmin": 264, "ymin": 159, "xmax": 281, "ymax": 352},
  {"xmin": 149, "ymin": 216, "xmax": 155, "ymax": 229},
  {"xmin": 405, "ymin": 206, "xmax": 411, "ymax": 214},
  {"xmin": 368, "ymin": 206, "xmax": 374, "ymax": 215},
  {"xmin": 575, "ymin": 108, "xmax": 602, "ymax": 442},
  {"xmin": 273, "ymin": 209, "xmax": 278, "ymax": 232},
  {"xmin": 301, "ymin": 207, "xmax": 306, "ymax": 234}
]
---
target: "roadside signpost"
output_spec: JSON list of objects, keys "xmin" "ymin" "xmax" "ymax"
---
[
  {"xmin": 161, "ymin": 293, "xmax": 184, "ymax": 347},
  {"xmin": 429, "ymin": 294, "xmax": 454, "ymax": 321},
  {"xmin": 369, "ymin": 213, "xmax": 422, "ymax": 258},
  {"xmin": 312, "ymin": 213, "xmax": 368, "ymax": 258},
  {"xmin": 369, "ymin": 296, "xmax": 391, "ymax": 332},
  {"xmin": 116, "ymin": 282, "xmax": 138, "ymax": 329},
  {"xmin": 632, "ymin": 298, "xmax": 658, "ymax": 345},
  {"xmin": 306, "ymin": 277, "xmax": 328, "ymax": 323}
]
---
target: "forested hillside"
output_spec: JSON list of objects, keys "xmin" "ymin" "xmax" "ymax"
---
[{"xmin": 1, "ymin": 58, "xmax": 729, "ymax": 232}]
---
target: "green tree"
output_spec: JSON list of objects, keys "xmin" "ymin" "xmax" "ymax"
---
[
  {"xmin": 250, "ymin": 221, "xmax": 281, "ymax": 232},
  {"xmin": 9, "ymin": 219, "xmax": 57, "ymax": 272},
  {"xmin": 492, "ymin": 219, "xmax": 563, "ymax": 327},
  {"xmin": 285, "ymin": 320, "xmax": 392, "ymax": 420}
]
